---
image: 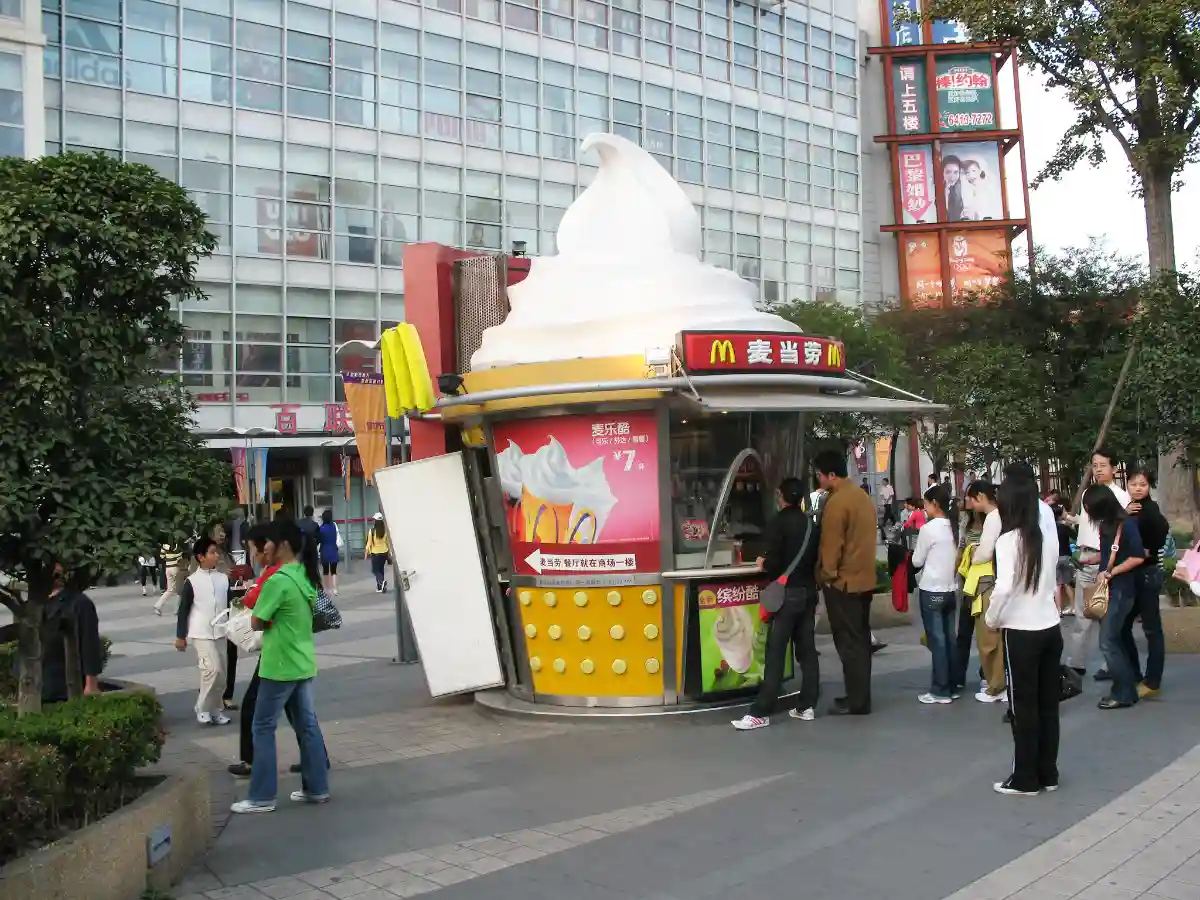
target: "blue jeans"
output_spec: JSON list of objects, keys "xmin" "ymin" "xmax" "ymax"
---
[
  {"xmin": 1098, "ymin": 578, "xmax": 1139, "ymax": 705},
  {"xmin": 1135, "ymin": 568, "xmax": 1166, "ymax": 689},
  {"xmin": 919, "ymin": 590, "xmax": 959, "ymax": 698},
  {"xmin": 249, "ymin": 677, "xmax": 330, "ymax": 804}
]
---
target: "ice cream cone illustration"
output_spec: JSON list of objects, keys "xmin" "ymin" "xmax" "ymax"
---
[
  {"xmin": 566, "ymin": 457, "xmax": 617, "ymax": 544},
  {"xmin": 713, "ymin": 605, "xmax": 754, "ymax": 674}
]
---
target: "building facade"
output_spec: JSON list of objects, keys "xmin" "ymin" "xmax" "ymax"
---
[{"xmin": 15, "ymin": 0, "xmax": 868, "ymax": 528}]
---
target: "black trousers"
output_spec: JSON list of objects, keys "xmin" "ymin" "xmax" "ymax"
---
[
  {"xmin": 750, "ymin": 591, "xmax": 819, "ymax": 717},
  {"xmin": 240, "ymin": 660, "xmax": 330, "ymax": 769},
  {"xmin": 950, "ymin": 592, "xmax": 975, "ymax": 691},
  {"xmin": 1002, "ymin": 626, "xmax": 1063, "ymax": 792},
  {"xmin": 824, "ymin": 587, "xmax": 873, "ymax": 712},
  {"xmin": 223, "ymin": 640, "xmax": 238, "ymax": 702}
]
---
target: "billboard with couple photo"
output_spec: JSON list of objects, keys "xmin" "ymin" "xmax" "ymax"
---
[{"xmin": 939, "ymin": 143, "xmax": 1004, "ymax": 222}]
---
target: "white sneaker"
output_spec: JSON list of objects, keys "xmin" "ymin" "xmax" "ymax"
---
[
  {"xmin": 213, "ymin": 713, "xmax": 232, "ymax": 725},
  {"xmin": 230, "ymin": 799, "xmax": 276, "ymax": 814},
  {"xmin": 196, "ymin": 712, "xmax": 213, "ymax": 724},
  {"xmin": 788, "ymin": 707, "xmax": 815, "ymax": 721},
  {"xmin": 975, "ymin": 690, "xmax": 1007, "ymax": 703},
  {"xmin": 993, "ymin": 778, "xmax": 1040, "ymax": 797},
  {"xmin": 290, "ymin": 790, "xmax": 331, "ymax": 804},
  {"xmin": 731, "ymin": 714, "xmax": 769, "ymax": 731},
  {"xmin": 918, "ymin": 693, "xmax": 952, "ymax": 705}
]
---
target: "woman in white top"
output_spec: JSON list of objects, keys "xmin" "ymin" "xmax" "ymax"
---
[
  {"xmin": 985, "ymin": 475, "xmax": 1062, "ymax": 796},
  {"xmin": 912, "ymin": 484, "xmax": 959, "ymax": 704}
]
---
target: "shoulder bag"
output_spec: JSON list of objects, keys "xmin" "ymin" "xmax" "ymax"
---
[
  {"xmin": 312, "ymin": 588, "xmax": 343, "ymax": 633},
  {"xmin": 759, "ymin": 518, "xmax": 815, "ymax": 616},
  {"xmin": 1083, "ymin": 527, "xmax": 1121, "ymax": 621},
  {"xmin": 211, "ymin": 607, "xmax": 263, "ymax": 654}
]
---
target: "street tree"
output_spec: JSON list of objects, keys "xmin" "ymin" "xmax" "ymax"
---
[
  {"xmin": 916, "ymin": 0, "xmax": 1200, "ymax": 513},
  {"xmin": 1130, "ymin": 271, "xmax": 1200, "ymax": 530},
  {"xmin": 771, "ymin": 298, "xmax": 914, "ymax": 453},
  {"xmin": 917, "ymin": 0, "xmax": 1199, "ymax": 276},
  {"xmin": 0, "ymin": 152, "xmax": 232, "ymax": 714}
]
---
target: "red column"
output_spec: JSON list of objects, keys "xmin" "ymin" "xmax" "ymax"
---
[{"xmin": 401, "ymin": 245, "xmax": 532, "ymax": 462}]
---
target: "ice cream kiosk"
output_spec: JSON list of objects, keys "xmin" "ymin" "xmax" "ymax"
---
[{"xmin": 372, "ymin": 134, "xmax": 938, "ymax": 716}]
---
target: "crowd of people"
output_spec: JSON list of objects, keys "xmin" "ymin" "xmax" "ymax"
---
[
  {"xmin": 143, "ymin": 507, "xmax": 393, "ymax": 815},
  {"xmin": 731, "ymin": 448, "xmax": 1173, "ymax": 798}
]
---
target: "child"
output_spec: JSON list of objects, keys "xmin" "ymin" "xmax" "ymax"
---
[{"xmin": 175, "ymin": 536, "xmax": 232, "ymax": 725}]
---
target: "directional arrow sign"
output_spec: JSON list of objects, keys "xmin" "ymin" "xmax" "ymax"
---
[{"xmin": 524, "ymin": 549, "xmax": 638, "ymax": 574}]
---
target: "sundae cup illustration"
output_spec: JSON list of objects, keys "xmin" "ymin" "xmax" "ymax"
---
[{"xmin": 712, "ymin": 604, "xmax": 755, "ymax": 674}]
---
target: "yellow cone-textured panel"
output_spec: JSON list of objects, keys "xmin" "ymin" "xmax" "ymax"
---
[{"xmin": 516, "ymin": 585, "xmax": 664, "ymax": 697}]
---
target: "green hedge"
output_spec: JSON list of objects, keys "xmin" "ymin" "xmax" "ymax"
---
[
  {"xmin": 0, "ymin": 693, "xmax": 164, "ymax": 864},
  {"xmin": 0, "ymin": 692, "xmax": 164, "ymax": 827},
  {"xmin": 0, "ymin": 741, "xmax": 64, "ymax": 863}
]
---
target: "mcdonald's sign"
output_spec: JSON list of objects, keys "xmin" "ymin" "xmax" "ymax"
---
[
  {"xmin": 709, "ymin": 339, "xmax": 736, "ymax": 364},
  {"xmin": 676, "ymin": 331, "xmax": 847, "ymax": 375}
]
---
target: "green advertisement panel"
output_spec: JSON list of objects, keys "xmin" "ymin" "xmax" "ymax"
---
[
  {"xmin": 697, "ymin": 580, "xmax": 792, "ymax": 694},
  {"xmin": 934, "ymin": 54, "xmax": 997, "ymax": 132},
  {"xmin": 891, "ymin": 57, "xmax": 929, "ymax": 135}
]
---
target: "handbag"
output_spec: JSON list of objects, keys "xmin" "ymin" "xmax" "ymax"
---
[
  {"xmin": 211, "ymin": 606, "xmax": 262, "ymax": 654},
  {"xmin": 759, "ymin": 517, "xmax": 815, "ymax": 616},
  {"xmin": 1176, "ymin": 537, "xmax": 1200, "ymax": 580},
  {"xmin": 1083, "ymin": 528, "xmax": 1121, "ymax": 621},
  {"xmin": 335, "ymin": 523, "xmax": 345, "ymax": 550},
  {"xmin": 312, "ymin": 588, "xmax": 343, "ymax": 633},
  {"xmin": 1059, "ymin": 665, "xmax": 1083, "ymax": 702}
]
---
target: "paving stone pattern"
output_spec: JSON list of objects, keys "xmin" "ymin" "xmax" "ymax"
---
[{"xmin": 176, "ymin": 776, "xmax": 786, "ymax": 900}]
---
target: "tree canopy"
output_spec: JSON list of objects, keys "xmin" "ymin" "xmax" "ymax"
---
[
  {"xmin": 918, "ymin": 0, "xmax": 1200, "ymax": 272},
  {"xmin": 0, "ymin": 152, "xmax": 231, "ymax": 711}
]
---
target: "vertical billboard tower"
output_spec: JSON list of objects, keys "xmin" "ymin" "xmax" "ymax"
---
[{"xmin": 869, "ymin": 1, "xmax": 1034, "ymax": 307}]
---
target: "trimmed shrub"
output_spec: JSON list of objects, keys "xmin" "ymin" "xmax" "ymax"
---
[
  {"xmin": 0, "ymin": 692, "xmax": 164, "ymax": 825},
  {"xmin": 0, "ymin": 740, "xmax": 64, "ymax": 864}
]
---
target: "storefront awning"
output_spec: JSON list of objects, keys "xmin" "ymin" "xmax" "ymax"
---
[{"xmin": 693, "ymin": 391, "xmax": 945, "ymax": 416}]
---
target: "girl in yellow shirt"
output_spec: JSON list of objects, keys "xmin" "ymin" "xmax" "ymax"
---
[{"xmin": 364, "ymin": 514, "xmax": 391, "ymax": 592}]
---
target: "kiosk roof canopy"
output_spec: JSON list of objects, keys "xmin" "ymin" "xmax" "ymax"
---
[{"xmin": 692, "ymin": 391, "xmax": 945, "ymax": 416}]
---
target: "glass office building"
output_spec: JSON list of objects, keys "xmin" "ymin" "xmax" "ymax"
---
[{"xmin": 17, "ymin": 0, "xmax": 865, "ymax": 517}]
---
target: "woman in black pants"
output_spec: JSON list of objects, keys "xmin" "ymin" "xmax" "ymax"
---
[{"xmin": 985, "ymin": 475, "xmax": 1063, "ymax": 796}]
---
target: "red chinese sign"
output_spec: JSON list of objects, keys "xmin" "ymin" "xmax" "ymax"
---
[
  {"xmin": 492, "ymin": 411, "xmax": 660, "ymax": 576},
  {"xmin": 323, "ymin": 402, "xmax": 352, "ymax": 434},
  {"xmin": 677, "ymin": 332, "xmax": 846, "ymax": 375},
  {"xmin": 898, "ymin": 145, "xmax": 935, "ymax": 223},
  {"xmin": 272, "ymin": 403, "xmax": 300, "ymax": 434}
]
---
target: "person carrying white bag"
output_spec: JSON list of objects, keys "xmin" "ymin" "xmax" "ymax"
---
[{"xmin": 175, "ymin": 537, "xmax": 233, "ymax": 726}]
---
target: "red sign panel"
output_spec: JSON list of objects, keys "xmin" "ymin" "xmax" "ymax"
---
[
  {"xmin": 677, "ymin": 331, "xmax": 846, "ymax": 375},
  {"xmin": 492, "ymin": 411, "xmax": 660, "ymax": 576}
]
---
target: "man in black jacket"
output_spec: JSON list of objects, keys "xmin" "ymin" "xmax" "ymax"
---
[{"xmin": 732, "ymin": 477, "xmax": 820, "ymax": 730}]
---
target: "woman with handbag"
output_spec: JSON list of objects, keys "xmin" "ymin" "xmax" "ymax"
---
[
  {"xmin": 228, "ymin": 523, "xmax": 331, "ymax": 780},
  {"xmin": 1126, "ymin": 468, "xmax": 1169, "ymax": 699},
  {"xmin": 1081, "ymin": 485, "xmax": 1146, "ymax": 710},
  {"xmin": 731, "ymin": 477, "xmax": 820, "ymax": 731},
  {"xmin": 985, "ymin": 476, "xmax": 1062, "ymax": 796}
]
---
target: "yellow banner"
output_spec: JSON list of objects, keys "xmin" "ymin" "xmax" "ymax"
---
[
  {"xmin": 342, "ymin": 373, "xmax": 388, "ymax": 485},
  {"xmin": 874, "ymin": 436, "xmax": 892, "ymax": 474}
]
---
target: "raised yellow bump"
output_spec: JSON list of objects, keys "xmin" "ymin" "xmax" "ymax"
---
[
  {"xmin": 578, "ymin": 625, "xmax": 592, "ymax": 641},
  {"xmin": 645, "ymin": 657, "xmax": 660, "ymax": 674},
  {"xmin": 525, "ymin": 624, "xmax": 537, "ymax": 638},
  {"xmin": 609, "ymin": 625, "xmax": 625, "ymax": 640},
  {"xmin": 643, "ymin": 624, "xmax": 659, "ymax": 640},
  {"xmin": 612, "ymin": 659, "xmax": 627, "ymax": 675},
  {"xmin": 580, "ymin": 659, "xmax": 595, "ymax": 674},
  {"xmin": 642, "ymin": 589, "xmax": 658, "ymax": 605},
  {"xmin": 607, "ymin": 591, "xmax": 622, "ymax": 606},
  {"xmin": 544, "ymin": 592, "xmax": 557, "ymax": 607},
  {"xmin": 553, "ymin": 658, "xmax": 566, "ymax": 673},
  {"xmin": 548, "ymin": 624, "xmax": 562, "ymax": 640},
  {"xmin": 574, "ymin": 591, "xmax": 588, "ymax": 607}
]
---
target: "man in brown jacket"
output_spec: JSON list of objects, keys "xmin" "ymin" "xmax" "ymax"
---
[{"xmin": 813, "ymin": 450, "xmax": 879, "ymax": 715}]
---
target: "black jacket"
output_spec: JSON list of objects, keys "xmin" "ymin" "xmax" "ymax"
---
[
  {"xmin": 1134, "ymin": 497, "xmax": 1170, "ymax": 561},
  {"xmin": 761, "ymin": 505, "xmax": 819, "ymax": 588},
  {"xmin": 42, "ymin": 590, "xmax": 103, "ymax": 703}
]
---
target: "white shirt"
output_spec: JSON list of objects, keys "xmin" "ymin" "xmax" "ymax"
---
[
  {"xmin": 881, "ymin": 484, "xmax": 895, "ymax": 504},
  {"xmin": 1076, "ymin": 482, "xmax": 1132, "ymax": 551},
  {"xmin": 985, "ymin": 511, "xmax": 1060, "ymax": 631},
  {"xmin": 974, "ymin": 501, "xmax": 1057, "ymax": 564},
  {"xmin": 912, "ymin": 517, "xmax": 957, "ymax": 592}
]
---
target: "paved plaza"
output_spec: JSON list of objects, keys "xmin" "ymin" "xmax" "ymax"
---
[{"xmin": 37, "ymin": 581, "xmax": 1200, "ymax": 900}]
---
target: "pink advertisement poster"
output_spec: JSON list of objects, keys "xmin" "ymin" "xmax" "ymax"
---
[{"xmin": 492, "ymin": 411, "xmax": 661, "ymax": 576}]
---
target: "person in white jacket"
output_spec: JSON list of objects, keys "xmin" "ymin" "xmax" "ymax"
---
[
  {"xmin": 985, "ymin": 476, "xmax": 1062, "ymax": 796},
  {"xmin": 175, "ymin": 537, "xmax": 232, "ymax": 725},
  {"xmin": 912, "ymin": 484, "xmax": 960, "ymax": 704}
]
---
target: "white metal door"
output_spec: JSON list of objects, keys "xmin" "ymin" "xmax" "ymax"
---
[{"xmin": 374, "ymin": 453, "xmax": 505, "ymax": 697}]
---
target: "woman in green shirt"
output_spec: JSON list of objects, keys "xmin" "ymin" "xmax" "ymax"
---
[{"xmin": 231, "ymin": 520, "xmax": 330, "ymax": 814}]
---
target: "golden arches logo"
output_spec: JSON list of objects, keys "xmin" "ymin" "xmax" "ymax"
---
[
  {"xmin": 826, "ymin": 343, "xmax": 843, "ymax": 368},
  {"xmin": 710, "ymin": 340, "xmax": 736, "ymax": 364}
]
